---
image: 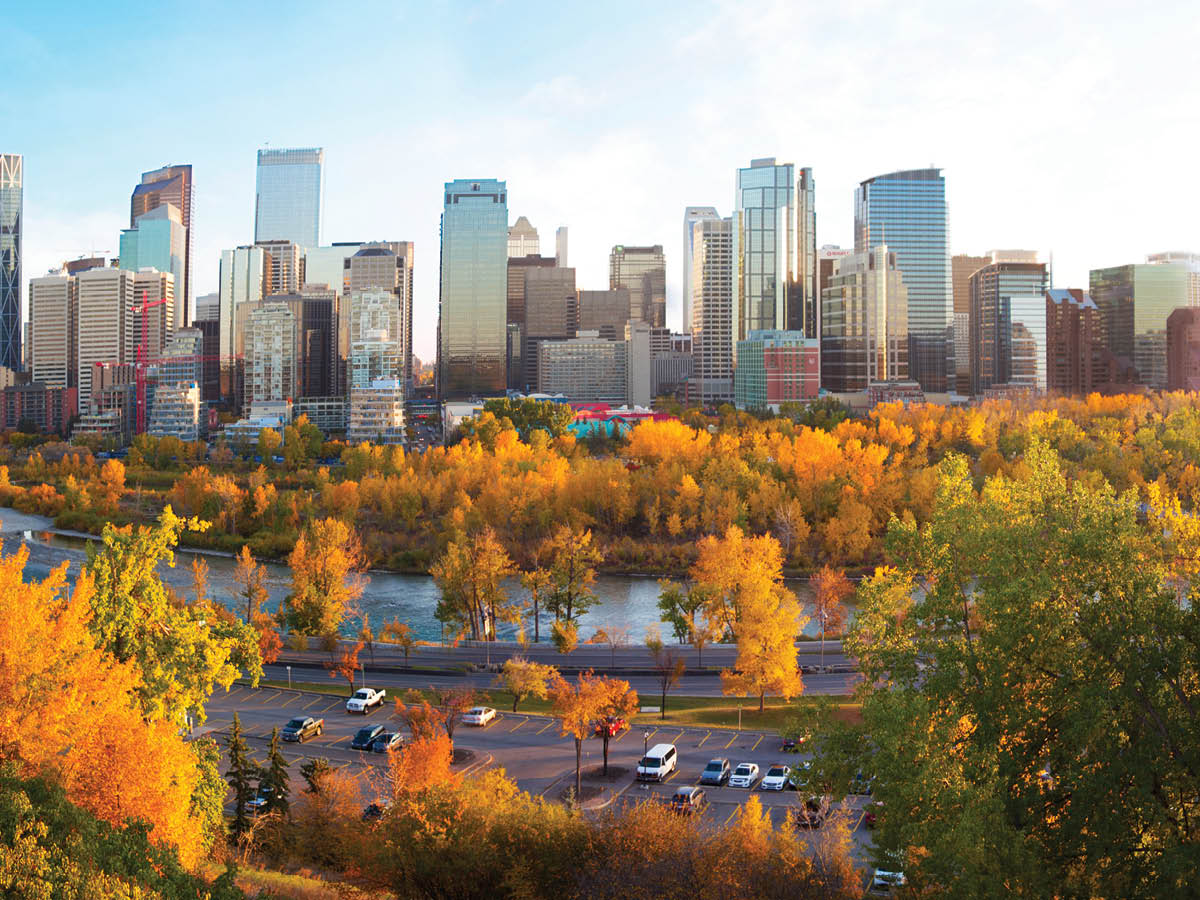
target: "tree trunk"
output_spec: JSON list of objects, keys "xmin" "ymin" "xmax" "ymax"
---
[
  {"xmin": 661, "ymin": 682, "xmax": 667, "ymax": 720},
  {"xmin": 820, "ymin": 618, "xmax": 825, "ymax": 670},
  {"xmin": 602, "ymin": 734, "xmax": 610, "ymax": 775},
  {"xmin": 759, "ymin": 691, "xmax": 765, "ymax": 713},
  {"xmin": 533, "ymin": 594, "xmax": 540, "ymax": 643},
  {"xmin": 575, "ymin": 737, "xmax": 582, "ymax": 802},
  {"xmin": 512, "ymin": 695, "xmax": 519, "ymax": 713}
]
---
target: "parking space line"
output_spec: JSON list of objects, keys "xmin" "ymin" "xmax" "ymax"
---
[
  {"xmin": 322, "ymin": 701, "xmax": 342, "ymax": 712},
  {"xmin": 612, "ymin": 727, "xmax": 630, "ymax": 743},
  {"xmin": 853, "ymin": 810, "xmax": 866, "ymax": 831},
  {"xmin": 535, "ymin": 720, "xmax": 556, "ymax": 735},
  {"xmin": 668, "ymin": 732, "xmax": 684, "ymax": 744},
  {"xmin": 509, "ymin": 718, "xmax": 527, "ymax": 732},
  {"xmin": 722, "ymin": 807, "xmax": 739, "ymax": 827},
  {"xmin": 644, "ymin": 728, "xmax": 658, "ymax": 744},
  {"xmin": 697, "ymin": 732, "xmax": 712, "ymax": 748},
  {"xmin": 723, "ymin": 733, "xmax": 739, "ymax": 750},
  {"xmin": 302, "ymin": 697, "xmax": 322, "ymax": 710},
  {"xmin": 750, "ymin": 734, "xmax": 764, "ymax": 751},
  {"xmin": 325, "ymin": 735, "xmax": 348, "ymax": 746},
  {"xmin": 279, "ymin": 694, "xmax": 300, "ymax": 708}
]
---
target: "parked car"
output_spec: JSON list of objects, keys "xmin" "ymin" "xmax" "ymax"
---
[
  {"xmin": 362, "ymin": 800, "xmax": 390, "ymax": 822},
  {"xmin": 850, "ymin": 771, "xmax": 875, "ymax": 795},
  {"xmin": 867, "ymin": 857, "xmax": 907, "ymax": 896},
  {"xmin": 462, "ymin": 706, "xmax": 497, "ymax": 726},
  {"xmin": 780, "ymin": 735, "xmax": 807, "ymax": 753},
  {"xmin": 669, "ymin": 786, "xmax": 707, "ymax": 815},
  {"xmin": 593, "ymin": 716, "xmax": 628, "ymax": 738},
  {"xmin": 699, "ymin": 758, "xmax": 731, "ymax": 786},
  {"xmin": 351, "ymin": 723, "xmax": 386, "ymax": 751},
  {"xmin": 728, "ymin": 763, "xmax": 760, "ymax": 789},
  {"xmin": 789, "ymin": 759, "xmax": 813, "ymax": 791},
  {"xmin": 370, "ymin": 731, "xmax": 405, "ymax": 753},
  {"xmin": 346, "ymin": 687, "xmax": 386, "ymax": 714},
  {"xmin": 864, "ymin": 800, "xmax": 884, "ymax": 829},
  {"xmin": 246, "ymin": 783, "xmax": 283, "ymax": 813},
  {"xmin": 759, "ymin": 764, "xmax": 792, "ymax": 791},
  {"xmin": 793, "ymin": 795, "xmax": 828, "ymax": 829},
  {"xmin": 282, "ymin": 716, "xmax": 323, "ymax": 743},
  {"xmin": 636, "ymin": 743, "xmax": 678, "ymax": 782}
]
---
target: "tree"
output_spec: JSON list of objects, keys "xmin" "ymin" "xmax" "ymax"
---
[
  {"xmin": 720, "ymin": 576, "xmax": 807, "ymax": 713},
  {"xmin": 593, "ymin": 676, "xmax": 639, "ymax": 776},
  {"xmin": 521, "ymin": 567, "xmax": 552, "ymax": 644},
  {"xmin": 380, "ymin": 618, "xmax": 417, "ymax": 665},
  {"xmin": 259, "ymin": 726, "xmax": 291, "ymax": 818},
  {"xmin": 226, "ymin": 712, "xmax": 256, "ymax": 842},
  {"xmin": 658, "ymin": 580, "xmax": 722, "ymax": 668},
  {"xmin": 327, "ymin": 640, "xmax": 364, "ymax": 696},
  {"xmin": 299, "ymin": 757, "xmax": 332, "ymax": 795},
  {"xmin": 549, "ymin": 671, "xmax": 608, "ymax": 801},
  {"xmin": 256, "ymin": 426, "xmax": 282, "ymax": 462},
  {"xmin": 189, "ymin": 556, "xmax": 209, "ymax": 605},
  {"xmin": 388, "ymin": 732, "xmax": 457, "ymax": 797},
  {"xmin": 551, "ymin": 618, "xmax": 578, "ymax": 655},
  {"xmin": 431, "ymin": 527, "xmax": 516, "ymax": 641},
  {"xmin": 282, "ymin": 517, "xmax": 366, "ymax": 636},
  {"xmin": 691, "ymin": 525, "xmax": 788, "ymax": 642},
  {"xmin": 231, "ymin": 544, "xmax": 270, "ymax": 623},
  {"xmin": 432, "ymin": 686, "xmax": 478, "ymax": 745},
  {"xmin": 496, "ymin": 656, "xmax": 558, "ymax": 712},
  {"xmin": 394, "ymin": 692, "xmax": 449, "ymax": 741},
  {"xmin": 809, "ymin": 565, "xmax": 852, "ymax": 669},
  {"xmin": 848, "ymin": 442, "xmax": 1200, "ymax": 897},
  {"xmin": 358, "ymin": 613, "xmax": 376, "ymax": 665},
  {"xmin": 83, "ymin": 507, "xmax": 262, "ymax": 724},
  {"xmin": 645, "ymin": 625, "xmax": 686, "ymax": 720},
  {"xmin": 469, "ymin": 397, "xmax": 576, "ymax": 440},
  {"xmin": 592, "ymin": 624, "xmax": 630, "ymax": 668},
  {"xmin": 543, "ymin": 524, "xmax": 603, "ymax": 623}
]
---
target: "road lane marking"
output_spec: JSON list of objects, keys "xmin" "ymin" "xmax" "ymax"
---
[
  {"xmin": 698, "ymin": 732, "xmax": 712, "ymax": 748},
  {"xmin": 279, "ymin": 694, "xmax": 300, "ymax": 708},
  {"xmin": 535, "ymin": 720, "xmax": 556, "ymax": 735},
  {"xmin": 750, "ymin": 734, "xmax": 764, "ymax": 751},
  {"xmin": 302, "ymin": 697, "xmax": 322, "ymax": 710},
  {"xmin": 723, "ymin": 733, "xmax": 739, "ymax": 750}
]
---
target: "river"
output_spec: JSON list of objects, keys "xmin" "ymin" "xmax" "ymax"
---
[{"xmin": 0, "ymin": 509, "xmax": 853, "ymax": 643}]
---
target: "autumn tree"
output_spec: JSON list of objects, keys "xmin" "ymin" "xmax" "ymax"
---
[
  {"xmin": 691, "ymin": 525, "xmax": 788, "ymax": 641},
  {"xmin": 496, "ymin": 656, "xmax": 558, "ymax": 712},
  {"xmin": 549, "ymin": 671, "xmax": 609, "ymax": 802},
  {"xmin": 593, "ymin": 676, "xmax": 639, "ymax": 776},
  {"xmin": 431, "ymin": 527, "xmax": 516, "ymax": 641},
  {"xmin": 543, "ymin": 524, "xmax": 603, "ymax": 623},
  {"xmin": 658, "ymin": 580, "xmax": 723, "ymax": 667},
  {"xmin": 645, "ymin": 625, "xmax": 686, "ymax": 720},
  {"xmin": 327, "ymin": 640, "xmax": 364, "ymax": 696},
  {"xmin": 521, "ymin": 566, "xmax": 552, "ymax": 644},
  {"xmin": 809, "ymin": 564, "xmax": 853, "ymax": 668},
  {"xmin": 592, "ymin": 624, "xmax": 630, "ymax": 668},
  {"xmin": 388, "ymin": 731, "xmax": 457, "ymax": 798},
  {"xmin": 282, "ymin": 517, "xmax": 366, "ymax": 636},
  {"xmin": 299, "ymin": 757, "xmax": 332, "ymax": 795},
  {"xmin": 226, "ymin": 712, "xmax": 256, "ymax": 843},
  {"xmin": 231, "ymin": 544, "xmax": 270, "ymax": 622},
  {"xmin": 432, "ymin": 686, "xmax": 478, "ymax": 745},
  {"xmin": 83, "ymin": 507, "xmax": 262, "ymax": 724},
  {"xmin": 551, "ymin": 618, "xmax": 579, "ymax": 655},
  {"xmin": 394, "ymin": 693, "xmax": 449, "ymax": 741},
  {"xmin": 380, "ymin": 618, "xmax": 417, "ymax": 665}
]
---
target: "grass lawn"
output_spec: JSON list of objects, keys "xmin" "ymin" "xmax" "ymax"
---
[
  {"xmin": 241, "ymin": 678, "xmax": 861, "ymax": 732},
  {"xmin": 199, "ymin": 862, "xmax": 390, "ymax": 900}
]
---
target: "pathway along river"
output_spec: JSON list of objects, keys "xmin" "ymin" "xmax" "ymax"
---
[{"xmin": 1, "ymin": 510, "xmax": 853, "ymax": 643}]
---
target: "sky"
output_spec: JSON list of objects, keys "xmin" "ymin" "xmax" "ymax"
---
[{"xmin": 8, "ymin": 0, "xmax": 1199, "ymax": 362}]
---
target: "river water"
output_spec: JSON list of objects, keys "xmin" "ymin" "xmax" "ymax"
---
[{"xmin": 1, "ymin": 511, "xmax": 852, "ymax": 643}]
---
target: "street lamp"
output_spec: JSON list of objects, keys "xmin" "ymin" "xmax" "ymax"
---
[
  {"xmin": 286, "ymin": 666, "xmax": 292, "ymax": 690},
  {"xmin": 643, "ymin": 731, "xmax": 651, "ymax": 755},
  {"xmin": 360, "ymin": 663, "xmax": 365, "ymax": 688}
]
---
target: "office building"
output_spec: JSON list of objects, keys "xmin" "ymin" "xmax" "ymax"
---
[
  {"xmin": 855, "ymin": 168, "xmax": 951, "ymax": 392},
  {"xmin": 508, "ymin": 216, "xmax": 539, "ymax": 258},
  {"xmin": 257, "ymin": 239, "xmax": 305, "ymax": 294},
  {"xmin": 689, "ymin": 217, "xmax": 734, "ymax": 404},
  {"xmin": 820, "ymin": 247, "xmax": 908, "ymax": 392},
  {"xmin": 77, "ymin": 268, "xmax": 136, "ymax": 412},
  {"xmin": 132, "ymin": 269, "xmax": 176, "ymax": 360},
  {"xmin": 120, "ymin": 204, "xmax": 186, "ymax": 330},
  {"xmin": 63, "ymin": 256, "xmax": 107, "ymax": 276},
  {"xmin": 218, "ymin": 246, "xmax": 268, "ymax": 359},
  {"xmin": 347, "ymin": 378, "xmax": 406, "ymax": 445},
  {"xmin": 254, "ymin": 148, "xmax": 324, "ymax": 247},
  {"xmin": 555, "ymin": 226, "xmax": 568, "ymax": 268},
  {"xmin": 345, "ymin": 242, "xmax": 414, "ymax": 386},
  {"xmin": 575, "ymin": 287, "xmax": 631, "ymax": 342},
  {"xmin": 0, "ymin": 155, "xmax": 21, "ymax": 372},
  {"xmin": 951, "ymin": 253, "xmax": 990, "ymax": 394},
  {"xmin": 625, "ymin": 321, "xmax": 653, "ymax": 408},
  {"xmin": 683, "ymin": 207, "xmax": 721, "ymax": 335},
  {"xmin": 538, "ymin": 332, "xmax": 627, "ymax": 403},
  {"xmin": 194, "ymin": 291, "xmax": 219, "ymax": 322},
  {"xmin": 651, "ymin": 331, "xmax": 693, "ymax": 398},
  {"xmin": 304, "ymin": 243, "xmax": 362, "ymax": 297},
  {"xmin": 438, "ymin": 179, "xmax": 508, "ymax": 400},
  {"xmin": 29, "ymin": 272, "xmax": 77, "ymax": 390},
  {"xmin": 1047, "ymin": 289, "xmax": 1103, "ymax": 395},
  {"xmin": 293, "ymin": 396, "xmax": 346, "ymax": 434},
  {"xmin": 1090, "ymin": 253, "xmax": 1200, "ymax": 389},
  {"xmin": 349, "ymin": 288, "xmax": 403, "ymax": 389},
  {"xmin": 818, "ymin": 245, "xmax": 852, "ymax": 300},
  {"xmin": 156, "ymin": 328, "xmax": 203, "ymax": 388},
  {"xmin": 610, "ymin": 244, "xmax": 666, "ymax": 327},
  {"xmin": 521, "ymin": 265, "xmax": 576, "ymax": 390},
  {"xmin": 969, "ymin": 257, "xmax": 1049, "ymax": 394},
  {"xmin": 734, "ymin": 158, "xmax": 795, "ymax": 337},
  {"xmin": 794, "ymin": 168, "xmax": 818, "ymax": 338},
  {"xmin": 734, "ymin": 330, "xmax": 820, "ymax": 411},
  {"xmin": 276, "ymin": 285, "xmax": 338, "ymax": 397},
  {"xmin": 1168, "ymin": 307, "xmax": 1200, "ymax": 392},
  {"xmin": 131, "ymin": 165, "xmax": 193, "ymax": 325},
  {"xmin": 506, "ymin": 254, "xmax": 557, "ymax": 390},
  {"xmin": 147, "ymin": 381, "xmax": 201, "ymax": 441}
]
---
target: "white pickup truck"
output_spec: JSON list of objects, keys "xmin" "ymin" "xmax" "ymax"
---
[{"xmin": 346, "ymin": 687, "xmax": 387, "ymax": 714}]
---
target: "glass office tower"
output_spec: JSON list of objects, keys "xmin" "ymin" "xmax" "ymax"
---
[
  {"xmin": 855, "ymin": 168, "xmax": 951, "ymax": 392},
  {"xmin": 682, "ymin": 207, "xmax": 721, "ymax": 334},
  {"xmin": 734, "ymin": 158, "xmax": 795, "ymax": 339},
  {"xmin": 119, "ymin": 204, "xmax": 186, "ymax": 323},
  {"xmin": 795, "ymin": 167, "xmax": 818, "ymax": 339},
  {"xmin": 131, "ymin": 165, "xmax": 194, "ymax": 326},
  {"xmin": 254, "ymin": 148, "xmax": 324, "ymax": 248},
  {"xmin": 969, "ymin": 259, "xmax": 1049, "ymax": 394},
  {"xmin": 0, "ymin": 154, "xmax": 22, "ymax": 371},
  {"xmin": 438, "ymin": 179, "xmax": 508, "ymax": 400}
]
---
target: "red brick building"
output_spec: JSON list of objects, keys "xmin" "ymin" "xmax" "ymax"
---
[{"xmin": 1167, "ymin": 307, "xmax": 1200, "ymax": 391}]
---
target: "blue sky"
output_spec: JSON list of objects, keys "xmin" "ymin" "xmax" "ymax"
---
[{"xmin": 9, "ymin": 0, "xmax": 1199, "ymax": 361}]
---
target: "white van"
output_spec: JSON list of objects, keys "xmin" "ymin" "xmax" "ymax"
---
[{"xmin": 637, "ymin": 743, "xmax": 678, "ymax": 782}]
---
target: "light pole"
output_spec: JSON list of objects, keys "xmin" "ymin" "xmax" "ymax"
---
[
  {"xmin": 643, "ymin": 731, "xmax": 650, "ymax": 755},
  {"xmin": 738, "ymin": 704, "xmax": 742, "ymax": 731},
  {"xmin": 286, "ymin": 665, "xmax": 292, "ymax": 690},
  {"xmin": 360, "ymin": 663, "xmax": 365, "ymax": 688}
]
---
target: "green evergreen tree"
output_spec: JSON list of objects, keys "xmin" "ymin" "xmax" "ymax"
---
[
  {"xmin": 299, "ymin": 757, "xmax": 332, "ymax": 795},
  {"xmin": 259, "ymin": 727, "xmax": 291, "ymax": 817},
  {"xmin": 225, "ymin": 713, "xmax": 256, "ymax": 841}
]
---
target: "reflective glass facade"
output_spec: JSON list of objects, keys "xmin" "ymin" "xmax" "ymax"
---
[
  {"xmin": 1008, "ymin": 295, "xmax": 1048, "ymax": 392},
  {"xmin": 254, "ymin": 148, "xmax": 324, "ymax": 248},
  {"xmin": 855, "ymin": 168, "xmax": 950, "ymax": 391},
  {"xmin": 0, "ymin": 154, "xmax": 22, "ymax": 371},
  {"xmin": 682, "ymin": 207, "xmax": 720, "ymax": 334},
  {"xmin": 131, "ymin": 165, "xmax": 193, "ymax": 325},
  {"xmin": 439, "ymin": 179, "xmax": 508, "ymax": 400},
  {"xmin": 795, "ymin": 167, "xmax": 818, "ymax": 338},
  {"xmin": 119, "ymin": 204, "xmax": 186, "ymax": 327},
  {"xmin": 610, "ymin": 245, "xmax": 666, "ymax": 327},
  {"xmin": 734, "ymin": 158, "xmax": 794, "ymax": 338},
  {"xmin": 969, "ymin": 261, "xmax": 1049, "ymax": 394},
  {"xmin": 820, "ymin": 248, "xmax": 908, "ymax": 392}
]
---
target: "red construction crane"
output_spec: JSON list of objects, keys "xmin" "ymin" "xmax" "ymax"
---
[{"xmin": 133, "ymin": 291, "xmax": 169, "ymax": 435}]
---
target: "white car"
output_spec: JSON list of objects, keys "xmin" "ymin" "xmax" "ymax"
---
[
  {"xmin": 346, "ymin": 687, "xmax": 386, "ymax": 714},
  {"xmin": 759, "ymin": 763, "xmax": 792, "ymax": 791},
  {"xmin": 462, "ymin": 706, "xmax": 497, "ymax": 726},
  {"xmin": 867, "ymin": 869, "xmax": 907, "ymax": 895},
  {"xmin": 728, "ymin": 762, "xmax": 760, "ymax": 789}
]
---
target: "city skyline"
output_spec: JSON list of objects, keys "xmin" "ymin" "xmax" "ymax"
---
[{"xmin": 10, "ymin": 1, "xmax": 1197, "ymax": 362}]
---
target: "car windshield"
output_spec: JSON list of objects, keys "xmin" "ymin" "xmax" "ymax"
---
[
  {"xmin": 640, "ymin": 756, "xmax": 661, "ymax": 768},
  {"xmin": 767, "ymin": 767, "xmax": 787, "ymax": 778},
  {"xmin": 704, "ymin": 761, "xmax": 723, "ymax": 772},
  {"xmin": 377, "ymin": 733, "xmax": 393, "ymax": 742},
  {"xmin": 286, "ymin": 718, "xmax": 306, "ymax": 729},
  {"xmin": 672, "ymin": 792, "xmax": 691, "ymax": 802},
  {"xmin": 735, "ymin": 765, "xmax": 753, "ymax": 775},
  {"xmin": 354, "ymin": 690, "xmax": 371, "ymax": 699},
  {"xmin": 355, "ymin": 727, "xmax": 377, "ymax": 739}
]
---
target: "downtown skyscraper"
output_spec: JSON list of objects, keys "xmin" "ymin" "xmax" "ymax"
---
[
  {"xmin": 855, "ymin": 168, "xmax": 951, "ymax": 392},
  {"xmin": 438, "ymin": 179, "xmax": 508, "ymax": 400},
  {"xmin": 254, "ymin": 148, "xmax": 324, "ymax": 248},
  {"xmin": 682, "ymin": 206, "xmax": 720, "ymax": 334},
  {"xmin": 130, "ymin": 164, "xmax": 194, "ymax": 326},
  {"xmin": 0, "ymin": 154, "xmax": 21, "ymax": 371},
  {"xmin": 733, "ymin": 158, "xmax": 795, "ymax": 339}
]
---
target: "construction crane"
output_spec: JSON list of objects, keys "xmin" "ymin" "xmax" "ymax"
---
[{"xmin": 133, "ymin": 292, "xmax": 169, "ymax": 435}]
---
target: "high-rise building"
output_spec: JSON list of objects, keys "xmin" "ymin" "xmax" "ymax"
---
[
  {"xmin": 132, "ymin": 269, "xmax": 176, "ymax": 360},
  {"xmin": 76, "ymin": 268, "xmax": 136, "ymax": 412},
  {"xmin": 734, "ymin": 158, "xmax": 795, "ymax": 338},
  {"xmin": 951, "ymin": 253, "xmax": 990, "ymax": 394},
  {"xmin": 507, "ymin": 216, "xmax": 539, "ymax": 258},
  {"xmin": 855, "ymin": 168, "xmax": 951, "ymax": 392},
  {"xmin": 246, "ymin": 301, "xmax": 298, "ymax": 406},
  {"xmin": 610, "ymin": 245, "xmax": 666, "ymax": 327},
  {"xmin": 254, "ymin": 148, "xmax": 324, "ymax": 248},
  {"xmin": 131, "ymin": 165, "xmax": 193, "ymax": 326},
  {"xmin": 506, "ymin": 255, "xmax": 558, "ymax": 391},
  {"xmin": 194, "ymin": 291, "xmax": 219, "ymax": 322},
  {"xmin": 62, "ymin": 256, "xmax": 107, "ymax": 275},
  {"xmin": 969, "ymin": 257, "xmax": 1049, "ymax": 395},
  {"xmin": 147, "ymin": 381, "xmax": 201, "ymax": 442},
  {"xmin": 257, "ymin": 239, "xmax": 306, "ymax": 295},
  {"xmin": 734, "ymin": 330, "xmax": 820, "ymax": 411},
  {"xmin": 120, "ymin": 205, "xmax": 186, "ymax": 330},
  {"xmin": 521, "ymin": 266, "xmax": 576, "ymax": 390},
  {"xmin": 1167, "ymin": 307, "xmax": 1200, "ymax": 392},
  {"xmin": 344, "ymin": 242, "xmax": 414, "ymax": 387},
  {"xmin": 347, "ymin": 379, "xmax": 406, "ymax": 445},
  {"xmin": 682, "ymin": 207, "xmax": 721, "ymax": 335},
  {"xmin": 576, "ymin": 288, "xmax": 632, "ymax": 342},
  {"xmin": 438, "ymin": 179, "xmax": 508, "ymax": 400},
  {"xmin": 625, "ymin": 321, "xmax": 653, "ymax": 407},
  {"xmin": 303, "ymin": 243, "xmax": 362, "ymax": 297},
  {"xmin": 348, "ymin": 288, "xmax": 403, "ymax": 389},
  {"xmin": 555, "ymin": 226, "xmax": 568, "ymax": 268},
  {"xmin": 818, "ymin": 245, "xmax": 852, "ymax": 301},
  {"xmin": 538, "ymin": 332, "xmax": 627, "ymax": 403},
  {"xmin": 29, "ymin": 272, "xmax": 77, "ymax": 390},
  {"xmin": 218, "ymin": 246, "xmax": 268, "ymax": 359},
  {"xmin": 689, "ymin": 217, "xmax": 734, "ymax": 405},
  {"xmin": 794, "ymin": 167, "xmax": 818, "ymax": 339},
  {"xmin": 0, "ymin": 155, "xmax": 21, "ymax": 372},
  {"xmin": 1047, "ymin": 289, "xmax": 1102, "ymax": 395},
  {"xmin": 1090, "ymin": 253, "xmax": 1200, "ymax": 389},
  {"xmin": 821, "ymin": 247, "xmax": 909, "ymax": 392},
  {"xmin": 260, "ymin": 286, "xmax": 338, "ymax": 398}
]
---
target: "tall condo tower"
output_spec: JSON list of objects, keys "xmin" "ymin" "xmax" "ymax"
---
[
  {"xmin": 855, "ymin": 168, "xmax": 951, "ymax": 392},
  {"xmin": 682, "ymin": 207, "xmax": 720, "ymax": 334},
  {"xmin": 438, "ymin": 179, "xmax": 508, "ymax": 400},
  {"xmin": 255, "ymin": 148, "xmax": 324, "ymax": 248}
]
